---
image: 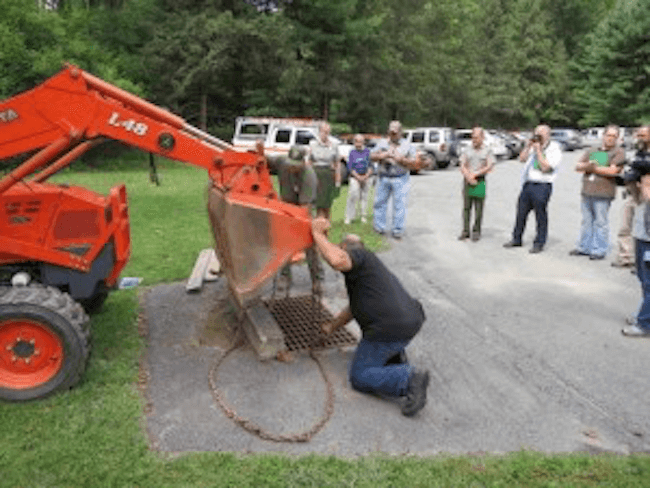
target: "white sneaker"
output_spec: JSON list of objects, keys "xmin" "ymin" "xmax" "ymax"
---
[
  {"xmin": 622, "ymin": 324, "xmax": 650, "ymax": 337},
  {"xmin": 361, "ymin": 217, "xmax": 367, "ymax": 223},
  {"xmin": 344, "ymin": 219, "xmax": 350, "ymax": 225}
]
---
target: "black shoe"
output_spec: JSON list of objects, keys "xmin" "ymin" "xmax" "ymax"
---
[
  {"xmin": 458, "ymin": 232, "xmax": 470, "ymax": 241},
  {"xmin": 503, "ymin": 240, "xmax": 522, "ymax": 248},
  {"xmin": 589, "ymin": 254, "xmax": 605, "ymax": 260},
  {"xmin": 471, "ymin": 233, "xmax": 480, "ymax": 242},
  {"xmin": 569, "ymin": 249, "xmax": 589, "ymax": 256},
  {"xmin": 530, "ymin": 245, "xmax": 543, "ymax": 254},
  {"xmin": 401, "ymin": 369, "xmax": 430, "ymax": 417}
]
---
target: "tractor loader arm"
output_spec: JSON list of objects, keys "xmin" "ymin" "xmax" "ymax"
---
[{"xmin": 0, "ymin": 64, "xmax": 313, "ymax": 308}]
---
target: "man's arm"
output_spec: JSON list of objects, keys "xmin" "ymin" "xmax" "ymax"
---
[
  {"xmin": 535, "ymin": 141, "xmax": 561, "ymax": 173},
  {"xmin": 311, "ymin": 217, "xmax": 353, "ymax": 271},
  {"xmin": 590, "ymin": 148, "xmax": 625, "ymax": 177},
  {"xmin": 321, "ymin": 306, "xmax": 353, "ymax": 335}
]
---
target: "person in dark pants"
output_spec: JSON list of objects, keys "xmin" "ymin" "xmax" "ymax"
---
[
  {"xmin": 459, "ymin": 127, "xmax": 495, "ymax": 241},
  {"xmin": 621, "ymin": 125, "xmax": 650, "ymax": 337},
  {"xmin": 311, "ymin": 216, "xmax": 429, "ymax": 416},
  {"xmin": 503, "ymin": 124, "xmax": 562, "ymax": 253}
]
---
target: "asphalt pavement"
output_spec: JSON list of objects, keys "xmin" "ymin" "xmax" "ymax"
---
[{"xmin": 142, "ymin": 150, "xmax": 650, "ymax": 455}]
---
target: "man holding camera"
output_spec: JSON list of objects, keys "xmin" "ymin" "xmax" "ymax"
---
[
  {"xmin": 504, "ymin": 124, "xmax": 562, "ymax": 254},
  {"xmin": 622, "ymin": 125, "xmax": 650, "ymax": 337}
]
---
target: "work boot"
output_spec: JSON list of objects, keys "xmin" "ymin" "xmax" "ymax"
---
[{"xmin": 401, "ymin": 369, "xmax": 430, "ymax": 417}]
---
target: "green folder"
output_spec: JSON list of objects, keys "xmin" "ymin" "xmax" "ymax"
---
[
  {"xmin": 590, "ymin": 151, "xmax": 609, "ymax": 167},
  {"xmin": 467, "ymin": 180, "xmax": 486, "ymax": 198}
]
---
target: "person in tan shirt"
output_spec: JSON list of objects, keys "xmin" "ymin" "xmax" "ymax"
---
[{"xmin": 569, "ymin": 125, "xmax": 625, "ymax": 260}]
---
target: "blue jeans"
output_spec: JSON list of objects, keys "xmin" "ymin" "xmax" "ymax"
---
[
  {"xmin": 373, "ymin": 174, "xmax": 411, "ymax": 236},
  {"xmin": 577, "ymin": 195, "xmax": 612, "ymax": 257},
  {"xmin": 349, "ymin": 338, "xmax": 412, "ymax": 397},
  {"xmin": 512, "ymin": 182, "xmax": 552, "ymax": 246},
  {"xmin": 635, "ymin": 239, "xmax": 650, "ymax": 331}
]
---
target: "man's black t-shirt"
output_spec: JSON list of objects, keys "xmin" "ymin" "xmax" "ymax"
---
[{"xmin": 343, "ymin": 248, "xmax": 425, "ymax": 341}]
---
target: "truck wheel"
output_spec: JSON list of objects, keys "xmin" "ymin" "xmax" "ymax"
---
[
  {"xmin": 0, "ymin": 285, "xmax": 90, "ymax": 401},
  {"xmin": 79, "ymin": 286, "xmax": 109, "ymax": 315}
]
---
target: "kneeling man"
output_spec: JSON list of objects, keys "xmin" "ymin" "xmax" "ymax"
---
[{"xmin": 311, "ymin": 217, "xmax": 429, "ymax": 416}]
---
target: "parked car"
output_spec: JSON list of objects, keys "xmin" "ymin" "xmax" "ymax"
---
[
  {"xmin": 583, "ymin": 127, "xmax": 604, "ymax": 146},
  {"xmin": 501, "ymin": 132, "xmax": 525, "ymax": 159},
  {"xmin": 454, "ymin": 129, "xmax": 509, "ymax": 160},
  {"xmin": 232, "ymin": 116, "xmax": 352, "ymax": 174},
  {"xmin": 550, "ymin": 128, "xmax": 583, "ymax": 151},
  {"xmin": 402, "ymin": 127, "xmax": 457, "ymax": 169}
]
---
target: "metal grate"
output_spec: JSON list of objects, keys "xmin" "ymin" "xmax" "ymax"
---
[{"xmin": 264, "ymin": 295, "xmax": 357, "ymax": 352}]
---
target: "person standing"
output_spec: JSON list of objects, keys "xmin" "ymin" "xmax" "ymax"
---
[
  {"xmin": 371, "ymin": 121, "xmax": 417, "ymax": 239},
  {"xmin": 622, "ymin": 125, "xmax": 650, "ymax": 337},
  {"xmin": 613, "ymin": 128, "xmax": 642, "ymax": 269},
  {"xmin": 503, "ymin": 124, "xmax": 562, "ymax": 253},
  {"xmin": 569, "ymin": 125, "xmax": 625, "ymax": 260},
  {"xmin": 458, "ymin": 127, "xmax": 495, "ymax": 242},
  {"xmin": 344, "ymin": 134, "xmax": 373, "ymax": 225},
  {"xmin": 309, "ymin": 122, "xmax": 341, "ymax": 223},
  {"xmin": 276, "ymin": 145, "xmax": 320, "ymax": 292},
  {"xmin": 311, "ymin": 217, "xmax": 430, "ymax": 416}
]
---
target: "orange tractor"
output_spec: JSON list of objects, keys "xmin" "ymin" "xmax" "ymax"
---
[{"xmin": 0, "ymin": 65, "xmax": 313, "ymax": 401}]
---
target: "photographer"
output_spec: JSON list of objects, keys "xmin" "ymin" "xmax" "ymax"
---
[
  {"xmin": 622, "ymin": 125, "xmax": 650, "ymax": 337},
  {"xmin": 504, "ymin": 124, "xmax": 562, "ymax": 254}
]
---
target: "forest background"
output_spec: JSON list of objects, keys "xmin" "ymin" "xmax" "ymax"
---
[{"xmin": 1, "ymin": 0, "xmax": 649, "ymax": 140}]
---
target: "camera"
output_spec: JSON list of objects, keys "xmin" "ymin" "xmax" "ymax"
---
[{"xmin": 531, "ymin": 134, "xmax": 542, "ymax": 143}]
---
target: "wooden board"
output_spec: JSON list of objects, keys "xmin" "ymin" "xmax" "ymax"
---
[
  {"xmin": 203, "ymin": 249, "xmax": 221, "ymax": 282},
  {"xmin": 185, "ymin": 249, "xmax": 213, "ymax": 292}
]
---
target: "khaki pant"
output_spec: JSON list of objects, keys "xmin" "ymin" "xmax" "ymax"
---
[{"xmin": 614, "ymin": 193, "xmax": 635, "ymax": 265}]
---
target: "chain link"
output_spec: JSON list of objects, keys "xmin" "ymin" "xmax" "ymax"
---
[{"xmin": 208, "ymin": 324, "xmax": 335, "ymax": 443}]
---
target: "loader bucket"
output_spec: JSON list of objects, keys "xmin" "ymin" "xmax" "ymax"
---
[{"xmin": 207, "ymin": 188, "xmax": 313, "ymax": 308}]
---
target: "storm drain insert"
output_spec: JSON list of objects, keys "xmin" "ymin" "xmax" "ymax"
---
[{"xmin": 264, "ymin": 295, "xmax": 357, "ymax": 352}]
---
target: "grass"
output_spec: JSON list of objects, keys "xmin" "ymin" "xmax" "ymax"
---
[{"xmin": 2, "ymin": 158, "xmax": 650, "ymax": 487}]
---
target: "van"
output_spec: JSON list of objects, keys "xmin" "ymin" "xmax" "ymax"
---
[
  {"xmin": 402, "ymin": 127, "xmax": 458, "ymax": 169},
  {"xmin": 232, "ymin": 116, "xmax": 351, "ymax": 174}
]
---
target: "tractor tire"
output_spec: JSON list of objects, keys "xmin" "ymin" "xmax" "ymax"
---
[
  {"xmin": 0, "ymin": 285, "xmax": 90, "ymax": 401},
  {"xmin": 79, "ymin": 289, "xmax": 109, "ymax": 315}
]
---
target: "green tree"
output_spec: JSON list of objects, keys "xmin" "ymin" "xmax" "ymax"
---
[{"xmin": 574, "ymin": 0, "xmax": 650, "ymax": 126}]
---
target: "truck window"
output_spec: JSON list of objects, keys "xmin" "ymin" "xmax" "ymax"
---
[
  {"xmin": 240, "ymin": 123, "xmax": 268, "ymax": 138},
  {"xmin": 429, "ymin": 131, "xmax": 440, "ymax": 143},
  {"xmin": 296, "ymin": 130, "xmax": 314, "ymax": 145},
  {"xmin": 275, "ymin": 130, "xmax": 291, "ymax": 144},
  {"xmin": 412, "ymin": 132, "xmax": 425, "ymax": 143}
]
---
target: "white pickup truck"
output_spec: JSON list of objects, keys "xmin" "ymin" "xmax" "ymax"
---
[{"xmin": 232, "ymin": 116, "xmax": 352, "ymax": 174}]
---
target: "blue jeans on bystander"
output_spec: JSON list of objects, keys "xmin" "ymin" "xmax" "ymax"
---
[
  {"xmin": 577, "ymin": 195, "xmax": 612, "ymax": 257},
  {"xmin": 635, "ymin": 238, "xmax": 650, "ymax": 331},
  {"xmin": 373, "ymin": 174, "xmax": 411, "ymax": 237}
]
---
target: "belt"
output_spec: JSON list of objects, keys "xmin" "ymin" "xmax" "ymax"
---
[
  {"xmin": 525, "ymin": 181, "xmax": 551, "ymax": 185},
  {"xmin": 380, "ymin": 173, "xmax": 407, "ymax": 178}
]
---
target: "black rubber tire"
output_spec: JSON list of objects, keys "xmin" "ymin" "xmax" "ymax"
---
[
  {"xmin": 79, "ymin": 290, "xmax": 109, "ymax": 315},
  {"xmin": 0, "ymin": 285, "xmax": 90, "ymax": 401}
]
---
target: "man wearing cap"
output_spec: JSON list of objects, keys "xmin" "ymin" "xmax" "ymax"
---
[
  {"xmin": 276, "ymin": 145, "xmax": 320, "ymax": 291},
  {"xmin": 371, "ymin": 121, "xmax": 417, "ymax": 239}
]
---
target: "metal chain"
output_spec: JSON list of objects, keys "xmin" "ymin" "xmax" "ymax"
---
[{"xmin": 208, "ymin": 321, "xmax": 335, "ymax": 443}]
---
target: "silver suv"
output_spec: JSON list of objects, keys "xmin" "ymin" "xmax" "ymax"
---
[{"xmin": 402, "ymin": 127, "xmax": 457, "ymax": 169}]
